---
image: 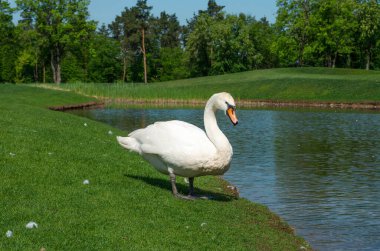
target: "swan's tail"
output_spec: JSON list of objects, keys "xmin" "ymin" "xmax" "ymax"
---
[{"xmin": 116, "ymin": 136, "xmax": 141, "ymax": 154}]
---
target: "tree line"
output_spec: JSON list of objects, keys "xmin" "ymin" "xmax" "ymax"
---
[{"xmin": 0, "ymin": 0, "xmax": 379, "ymax": 84}]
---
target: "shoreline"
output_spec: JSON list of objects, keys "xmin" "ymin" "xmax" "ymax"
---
[
  {"xmin": 105, "ymin": 97, "xmax": 380, "ymax": 110},
  {"xmin": 47, "ymin": 97, "xmax": 380, "ymax": 112},
  {"xmin": 48, "ymin": 101, "xmax": 105, "ymax": 111}
]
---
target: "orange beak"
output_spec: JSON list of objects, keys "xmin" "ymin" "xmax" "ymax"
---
[{"xmin": 227, "ymin": 107, "xmax": 238, "ymax": 126}]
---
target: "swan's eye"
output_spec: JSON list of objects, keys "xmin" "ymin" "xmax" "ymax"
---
[{"xmin": 225, "ymin": 101, "xmax": 236, "ymax": 111}]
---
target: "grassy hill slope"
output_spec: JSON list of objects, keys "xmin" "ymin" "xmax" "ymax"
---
[{"xmin": 39, "ymin": 67, "xmax": 380, "ymax": 103}]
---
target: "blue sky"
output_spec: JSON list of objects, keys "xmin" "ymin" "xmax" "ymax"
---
[
  {"xmin": 90, "ymin": 0, "xmax": 277, "ymax": 25},
  {"xmin": 9, "ymin": 0, "xmax": 277, "ymax": 25}
]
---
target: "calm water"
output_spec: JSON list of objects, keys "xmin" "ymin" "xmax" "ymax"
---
[{"xmin": 69, "ymin": 107, "xmax": 380, "ymax": 251}]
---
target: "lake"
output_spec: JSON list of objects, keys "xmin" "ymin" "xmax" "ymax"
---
[{"xmin": 68, "ymin": 107, "xmax": 380, "ymax": 251}]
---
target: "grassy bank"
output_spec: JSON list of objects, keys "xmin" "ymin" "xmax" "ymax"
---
[
  {"xmin": 36, "ymin": 68, "xmax": 380, "ymax": 103},
  {"xmin": 0, "ymin": 84, "xmax": 310, "ymax": 250}
]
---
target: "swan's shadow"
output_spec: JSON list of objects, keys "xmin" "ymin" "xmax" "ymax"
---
[{"xmin": 125, "ymin": 174, "xmax": 236, "ymax": 202}]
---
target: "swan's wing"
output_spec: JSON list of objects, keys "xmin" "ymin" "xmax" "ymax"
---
[{"xmin": 128, "ymin": 120, "xmax": 216, "ymax": 166}]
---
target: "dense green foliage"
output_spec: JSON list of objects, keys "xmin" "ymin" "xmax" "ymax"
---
[
  {"xmin": 275, "ymin": 0, "xmax": 380, "ymax": 69},
  {"xmin": 0, "ymin": 0, "xmax": 379, "ymax": 84},
  {"xmin": 0, "ymin": 0, "xmax": 17, "ymax": 82},
  {"xmin": 0, "ymin": 84, "xmax": 310, "ymax": 250},
  {"xmin": 38, "ymin": 67, "xmax": 380, "ymax": 102}
]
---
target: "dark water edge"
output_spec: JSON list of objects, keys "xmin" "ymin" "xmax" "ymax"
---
[{"xmin": 67, "ymin": 106, "xmax": 380, "ymax": 251}]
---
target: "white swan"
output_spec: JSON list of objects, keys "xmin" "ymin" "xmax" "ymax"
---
[{"xmin": 117, "ymin": 92, "xmax": 238, "ymax": 199}]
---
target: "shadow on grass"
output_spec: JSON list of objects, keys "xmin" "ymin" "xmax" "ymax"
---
[{"xmin": 125, "ymin": 174, "xmax": 236, "ymax": 202}]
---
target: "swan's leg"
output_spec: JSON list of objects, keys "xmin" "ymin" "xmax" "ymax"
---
[
  {"xmin": 188, "ymin": 177, "xmax": 210, "ymax": 200},
  {"xmin": 188, "ymin": 177, "xmax": 195, "ymax": 196},
  {"xmin": 169, "ymin": 172, "xmax": 179, "ymax": 195},
  {"xmin": 168, "ymin": 170, "xmax": 193, "ymax": 200}
]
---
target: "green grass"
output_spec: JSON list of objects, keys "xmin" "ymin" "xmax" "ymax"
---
[
  {"xmin": 0, "ymin": 84, "xmax": 310, "ymax": 250},
  {"xmin": 36, "ymin": 67, "xmax": 380, "ymax": 103}
]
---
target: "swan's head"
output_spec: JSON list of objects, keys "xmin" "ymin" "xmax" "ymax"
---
[{"xmin": 209, "ymin": 92, "xmax": 238, "ymax": 126}]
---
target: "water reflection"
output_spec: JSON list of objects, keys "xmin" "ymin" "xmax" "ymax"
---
[
  {"xmin": 270, "ymin": 111, "xmax": 380, "ymax": 250},
  {"xmin": 69, "ymin": 108, "xmax": 380, "ymax": 251}
]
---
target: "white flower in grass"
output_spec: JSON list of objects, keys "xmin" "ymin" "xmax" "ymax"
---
[
  {"xmin": 6, "ymin": 230, "xmax": 13, "ymax": 238},
  {"xmin": 83, "ymin": 179, "xmax": 90, "ymax": 185},
  {"xmin": 108, "ymin": 130, "xmax": 113, "ymax": 135},
  {"xmin": 26, "ymin": 221, "xmax": 38, "ymax": 229},
  {"xmin": 84, "ymin": 123, "xmax": 88, "ymax": 127},
  {"xmin": 9, "ymin": 152, "xmax": 15, "ymax": 157}
]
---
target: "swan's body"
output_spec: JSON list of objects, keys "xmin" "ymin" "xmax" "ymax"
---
[{"xmin": 117, "ymin": 92, "xmax": 238, "ymax": 199}]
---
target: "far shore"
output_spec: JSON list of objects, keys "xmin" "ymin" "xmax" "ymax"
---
[
  {"xmin": 104, "ymin": 97, "xmax": 380, "ymax": 110},
  {"xmin": 52, "ymin": 96, "xmax": 380, "ymax": 111}
]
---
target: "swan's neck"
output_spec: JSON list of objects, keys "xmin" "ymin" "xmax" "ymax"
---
[{"xmin": 204, "ymin": 103, "xmax": 232, "ymax": 153}]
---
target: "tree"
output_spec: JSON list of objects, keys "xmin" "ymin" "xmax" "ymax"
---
[
  {"xmin": 109, "ymin": 1, "xmax": 154, "ymax": 83},
  {"xmin": 249, "ymin": 16, "xmax": 278, "ymax": 68},
  {"xmin": 209, "ymin": 14, "xmax": 256, "ymax": 74},
  {"xmin": 154, "ymin": 11, "xmax": 181, "ymax": 48},
  {"xmin": 65, "ymin": 2, "xmax": 97, "ymax": 82},
  {"xmin": 275, "ymin": 0, "xmax": 313, "ymax": 66},
  {"xmin": 186, "ymin": 13, "xmax": 262, "ymax": 76},
  {"xmin": 201, "ymin": 0, "xmax": 225, "ymax": 20},
  {"xmin": 87, "ymin": 25, "xmax": 122, "ymax": 83},
  {"xmin": 274, "ymin": 0, "xmax": 369, "ymax": 68},
  {"xmin": 16, "ymin": 0, "xmax": 95, "ymax": 84},
  {"xmin": 0, "ymin": 0, "xmax": 17, "ymax": 82},
  {"xmin": 16, "ymin": 7, "xmax": 46, "ymax": 83},
  {"xmin": 109, "ymin": 9, "xmax": 137, "ymax": 82},
  {"xmin": 311, "ymin": 0, "xmax": 357, "ymax": 68},
  {"xmin": 356, "ymin": 0, "xmax": 380, "ymax": 70},
  {"xmin": 183, "ymin": 0, "xmax": 225, "ymax": 48},
  {"xmin": 157, "ymin": 47, "xmax": 188, "ymax": 81},
  {"xmin": 148, "ymin": 11, "xmax": 187, "ymax": 81},
  {"xmin": 135, "ymin": 0, "xmax": 152, "ymax": 83},
  {"xmin": 185, "ymin": 13, "xmax": 213, "ymax": 76}
]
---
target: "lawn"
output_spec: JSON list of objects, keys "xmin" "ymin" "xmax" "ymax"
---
[
  {"xmin": 36, "ymin": 67, "xmax": 380, "ymax": 103},
  {"xmin": 0, "ymin": 84, "xmax": 310, "ymax": 250}
]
